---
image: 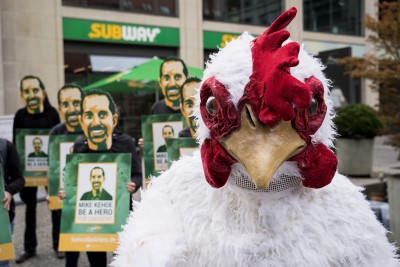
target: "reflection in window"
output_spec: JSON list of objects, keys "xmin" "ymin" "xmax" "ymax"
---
[
  {"xmin": 203, "ymin": 0, "xmax": 282, "ymax": 26},
  {"xmin": 304, "ymin": 0, "xmax": 364, "ymax": 36},
  {"xmin": 62, "ymin": 0, "xmax": 178, "ymax": 17},
  {"xmin": 89, "ymin": 55, "xmax": 151, "ymax": 72}
]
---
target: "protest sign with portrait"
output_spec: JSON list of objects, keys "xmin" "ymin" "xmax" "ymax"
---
[
  {"xmin": 0, "ymin": 165, "xmax": 15, "ymax": 261},
  {"xmin": 48, "ymin": 134, "xmax": 82, "ymax": 210},
  {"xmin": 59, "ymin": 153, "xmax": 131, "ymax": 252},
  {"xmin": 15, "ymin": 129, "xmax": 50, "ymax": 186},
  {"xmin": 141, "ymin": 114, "xmax": 183, "ymax": 183}
]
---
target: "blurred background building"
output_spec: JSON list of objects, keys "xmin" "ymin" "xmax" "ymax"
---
[{"xmin": 0, "ymin": 0, "xmax": 378, "ymax": 139}]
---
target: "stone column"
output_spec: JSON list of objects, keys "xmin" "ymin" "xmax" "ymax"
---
[{"xmin": 178, "ymin": 0, "xmax": 203, "ymax": 68}]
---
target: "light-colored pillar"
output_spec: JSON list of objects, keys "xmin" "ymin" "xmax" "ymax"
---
[
  {"xmin": 178, "ymin": 0, "xmax": 204, "ymax": 68},
  {"xmin": 1, "ymin": 0, "xmax": 64, "ymax": 115},
  {"xmin": 284, "ymin": 0, "xmax": 304, "ymax": 43},
  {"xmin": 0, "ymin": 1, "xmax": 5, "ymax": 115},
  {"xmin": 363, "ymin": 0, "xmax": 379, "ymax": 107}
]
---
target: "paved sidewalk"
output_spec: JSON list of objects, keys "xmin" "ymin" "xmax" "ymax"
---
[{"xmin": 10, "ymin": 201, "xmax": 108, "ymax": 267}]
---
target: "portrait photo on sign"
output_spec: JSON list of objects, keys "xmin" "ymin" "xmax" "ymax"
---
[
  {"xmin": 75, "ymin": 163, "xmax": 117, "ymax": 224},
  {"xmin": 152, "ymin": 121, "xmax": 182, "ymax": 171},
  {"xmin": 25, "ymin": 135, "xmax": 49, "ymax": 171},
  {"xmin": 59, "ymin": 142, "xmax": 75, "ymax": 189}
]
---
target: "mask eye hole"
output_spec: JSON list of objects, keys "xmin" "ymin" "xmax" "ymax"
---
[
  {"xmin": 308, "ymin": 97, "xmax": 318, "ymax": 116},
  {"xmin": 206, "ymin": 97, "xmax": 218, "ymax": 116}
]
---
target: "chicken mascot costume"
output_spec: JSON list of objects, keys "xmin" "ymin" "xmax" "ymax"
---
[{"xmin": 112, "ymin": 7, "xmax": 399, "ymax": 267}]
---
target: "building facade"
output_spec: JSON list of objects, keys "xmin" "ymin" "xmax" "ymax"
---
[{"xmin": 0, "ymin": 0, "xmax": 378, "ymax": 137}]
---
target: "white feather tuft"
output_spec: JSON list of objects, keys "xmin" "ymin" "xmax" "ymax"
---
[{"xmin": 193, "ymin": 32, "xmax": 253, "ymax": 143}]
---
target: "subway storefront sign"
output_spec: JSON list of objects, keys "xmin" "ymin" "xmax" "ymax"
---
[
  {"xmin": 203, "ymin": 31, "xmax": 242, "ymax": 49},
  {"xmin": 63, "ymin": 18, "xmax": 179, "ymax": 47}
]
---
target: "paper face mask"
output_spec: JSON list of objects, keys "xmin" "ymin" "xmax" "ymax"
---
[
  {"xmin": 159, "ymin": 59, "xmax": 188, "ymax": 110},
  {"xmin": 80, "ymin": 90, "xmax": 118, "ymax": 151},
  {"xmin": 21, "ymin": 77, "xmax": 45, "ymax": 114},
  {"xmin": 58, "ymin": 86, "xmax": 83, "ymax": 133},
  {"xmin": 180, "ymin": 78, "xmax": 201, "ymax": 137}
]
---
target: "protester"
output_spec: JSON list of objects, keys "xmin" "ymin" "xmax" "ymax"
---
[
  {"xmin": 0, "ymin": 138, "xmax": 25, "ymax": 267},
  {"xmin": 60, "ymin": 89, "xmax": 141, "ymax": 267},
  {"xmin": 137, "ymin": 58, "xmax": 189, "ymax": 149},
  {"xmin": 13, "ymin": 75, "xmax": 60, "ymax": 264},
  {"xmin": 47, "ymin": 84, "xmax": 84, "ymax": 260}
]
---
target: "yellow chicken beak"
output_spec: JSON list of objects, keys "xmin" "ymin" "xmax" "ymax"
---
[{"xmin": 219, "ymin": 105, "xmax": 306, "ymax": 189}]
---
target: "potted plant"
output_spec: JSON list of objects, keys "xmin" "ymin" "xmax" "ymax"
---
[{"xmin": 334, "ymin": 103, "xmax": 384, "ymax": 176}]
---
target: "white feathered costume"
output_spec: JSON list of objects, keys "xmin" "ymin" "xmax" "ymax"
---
[{"xmin": 112, "ymin": 8, "xmax": 399, "ymax": 267}]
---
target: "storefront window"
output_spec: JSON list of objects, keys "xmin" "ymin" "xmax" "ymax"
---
[
  {"xmin": 62, "ymin": 0, "xmax": 178, "ymax": 17},
  {"xmin": 203, "ymin": 0, "xmax": 282, "ymax": 26},
  {"xmin": 303, "ymin": 0, "xmax": 364, "ymax": 36}
]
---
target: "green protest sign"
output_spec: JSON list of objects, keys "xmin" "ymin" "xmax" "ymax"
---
[
  {"xmin": 48, "ymin": 135, "xmax": 82, "ymax": 210},
  {"xmin": 59, "ymin": 153, "xmax": 131, "ymax": 252},
  {"xmin": 166, "ymin": 138, "xmax": 198, "ymax": 167},
  {"xmin": 15, "ymin": 129, "xmax": 50, "ymax": 186},
  {"xmin": 141, "ymin": 114, "xmax": 184, "ymax": 184},
  {"xmin": 0, "ymin": 162, "xmax": 15, "ymax": 261}
]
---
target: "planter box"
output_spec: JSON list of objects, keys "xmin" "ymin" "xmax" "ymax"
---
[{"xmin": 336, "ymin": 138, "xmax": 374, "ymax": 176}]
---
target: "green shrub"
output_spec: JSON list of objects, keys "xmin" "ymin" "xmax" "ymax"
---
[{"xmin": 334, "ymin": 104, "xmax": 384, "ymax": 139}]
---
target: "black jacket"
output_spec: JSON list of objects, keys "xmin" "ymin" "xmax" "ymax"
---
[
  {"xmin": 13, "ymin": 106, "xmax": 60, "ymax": 143},
  {"xmin": 0, "ymin": 139, "xmax": 25, "ymax": 222}
]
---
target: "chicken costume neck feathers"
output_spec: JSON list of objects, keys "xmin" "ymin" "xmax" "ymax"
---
[{"xmin": 113, "ymin": 7, "xmax": 399, "ymax": 267}]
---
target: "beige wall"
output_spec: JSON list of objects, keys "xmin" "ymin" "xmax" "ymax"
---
[
  {"xmin": 0, "ymin": 1, "xmax": 4, "ymax": 115},
  {"xmin": 0, "ymin": 0, "xmax": 64, "ymax": 115},
  {"xmin": 364, "ymin": 0, "xmax": 379, "ymax": 108}
]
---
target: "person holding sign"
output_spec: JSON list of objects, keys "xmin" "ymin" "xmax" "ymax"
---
[
  {"xmin": 138, "ymin": 58, "xmax": 189, "ymax": 150},
  {"xmin": 151, "ymin": 57, "xmax": 188, "ymax": 114},
  {"xmin": 13, "ymin": 75, "xmax": 60, "ymax": 264},
  {"xmin": 48, "ymin": 84, "xmax": 84, "ymax": 260},
  {"xmin": 178, "ymin": 77, "xmax": 202, "ymax": 138},
  {"xmin": 60, "ymin": 89, "xmax": 141, "ymax": 267},
  {"xmin": 0, "ymin": 138, "xmax": 25, "ymax": 267},
  {"xmin": 80, "ymin": 167, "xmax": 112, "ymax": 201}
]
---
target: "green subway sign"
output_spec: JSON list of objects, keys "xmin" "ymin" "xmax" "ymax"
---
[
  {"xmin": 63, "ymin": 18, "xmax": 180, "ymax": 47},
  {"xmin": 203, "ymin": 31, "xmax": 242, "ymax": 49}
]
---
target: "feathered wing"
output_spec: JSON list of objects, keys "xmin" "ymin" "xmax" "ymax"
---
[{"xmin": 113, "ymin": 152, "xmax": 399, "ymax": 267}]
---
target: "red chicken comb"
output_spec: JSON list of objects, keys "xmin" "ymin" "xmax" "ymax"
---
[{"xmin": 265, "ymin": 7, "xmax": 297, "ymax": 35}]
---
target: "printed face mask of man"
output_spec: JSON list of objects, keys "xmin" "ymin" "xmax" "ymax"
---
[
  {"xmin": 21, "ymin": 78, "xmax": 45, "ymax": 114},
  {"xmin": 159, "ymin": 61, "xmax": 187, "ymax": 109},
  {"xmin": 90, "ymin": 168, "xmax": 105, "ymax": 192},
  {"xmin": 80, "ymin": 94, "xmax": 118, "ymax": 151},
  {"xmin": 181, "ymin": 81, "xmax": 200, "ymax": 137},
  {"xmin": 59, "ymin": 87, "xmax": 82, "ymax": 132}
]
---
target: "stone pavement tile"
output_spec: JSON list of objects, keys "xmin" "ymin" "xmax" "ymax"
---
[{"xmin": 10, "ymin": 201, "xmax": 113, "ymax": 267}]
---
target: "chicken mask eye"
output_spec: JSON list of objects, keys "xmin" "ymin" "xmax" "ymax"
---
[
  {"xmin": 308, "ymin": 97, "xmax": 318, "ymax": 116},
  {"xmin": 206, "ymin": 96, "xmax": 218, "ymax": 116}
]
